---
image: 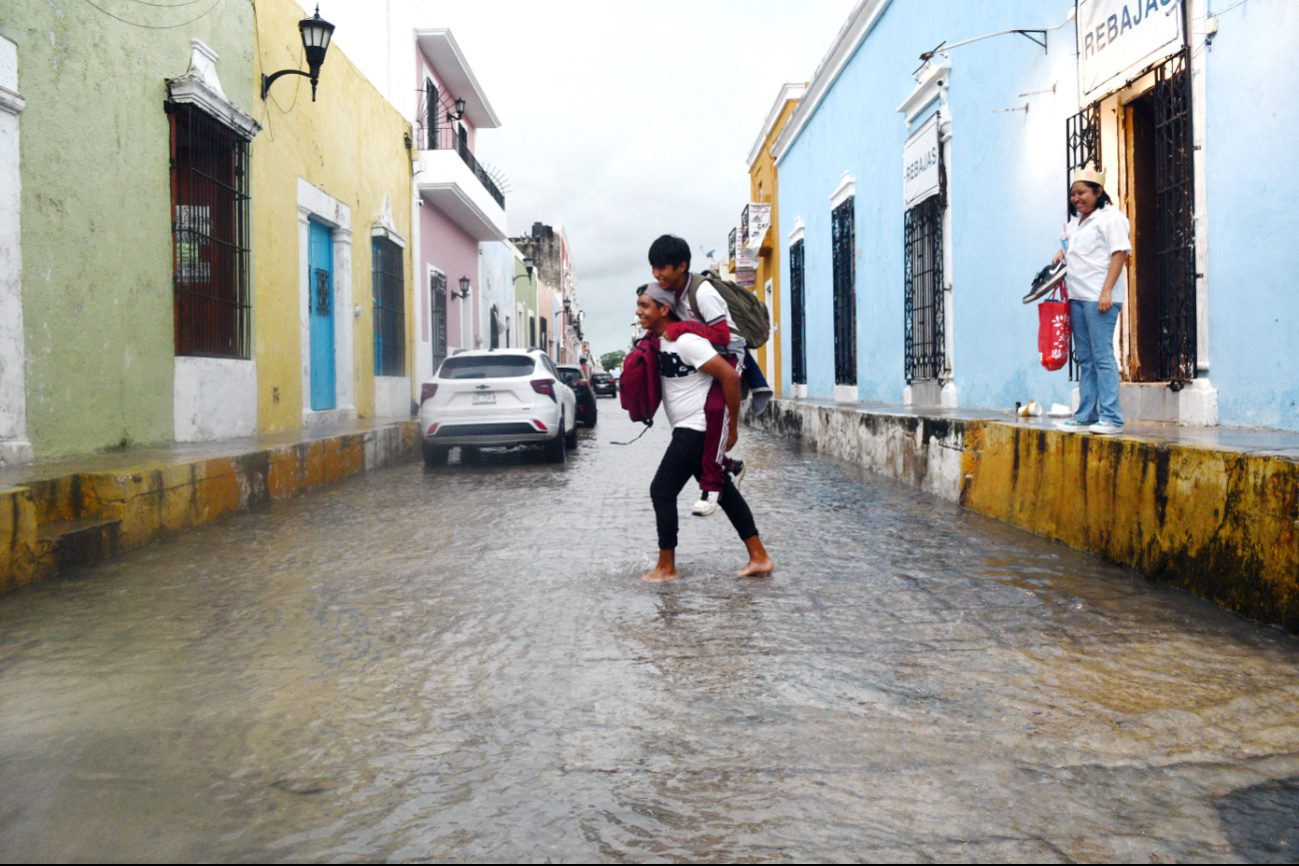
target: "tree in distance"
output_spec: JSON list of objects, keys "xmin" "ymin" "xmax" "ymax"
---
[{"xmin": 601, "ymin": 350, "xmax": 627, "ymax": 372}]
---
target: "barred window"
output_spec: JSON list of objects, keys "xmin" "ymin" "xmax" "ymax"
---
[
  {"xmin": 904, "ymin": 196, "xmax": 945, "ymax": 383},
  {"xmin": 169, "ymin": 103, "xmax": 251, "ymax": 358},
  {"xmin": 425, "ymin": 80, "xmax": 439, "ymax": 150},
  {"xmin": 831, "ymin": 197, "xmax": 856, "ymax": 386},
  {"xmin": 372, "ymin": 238, "xmax": 405, "ymax": 376},
  {"xmin": 789, "ymin": 239, "xmax": 807, "ymax": 385}
]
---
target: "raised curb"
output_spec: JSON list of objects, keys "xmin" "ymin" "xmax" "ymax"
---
[
  {"xmin": 0, "ymin": 421, "xmax": 420, "ymax": 593},
  {"xmin": 752, "ymin": 399, "xmax": 1299, "ymax": 631}
]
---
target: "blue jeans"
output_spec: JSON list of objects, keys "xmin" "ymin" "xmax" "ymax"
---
[{"xmin": 1070, "ymin": 300, "xmax": 1124, "ymax": 425}]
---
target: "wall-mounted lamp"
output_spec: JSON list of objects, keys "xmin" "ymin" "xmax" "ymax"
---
[
  {"xmin": 446, "ymin": 97, "xmax": 467, "ymax": 123},
  {"xmin": 513, "ymin": 256, "xmax": 535, "ymax": 282},
  {"xmin": 262, "ymin": 6, "xmax": 335, "ymax": 102},
  {"xmin": 453, "ymin": 276, "xmax": 471, "ymax": 300}
]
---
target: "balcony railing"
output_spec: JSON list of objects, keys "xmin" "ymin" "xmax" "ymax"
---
[{"xmin": 417, "ymin": 122, "xmax": 505, "ymax": 210}]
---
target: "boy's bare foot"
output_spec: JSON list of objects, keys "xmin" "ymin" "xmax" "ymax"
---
[
  {"xmin": 641, "ymin": 564, "xmax": 680, "ymax": 582},
  {"xmin": 735, "ymin": 535, "xmax": 774, "ymax": 577},
  {"xmin": 641, "ymin": 550, "xmax": 678, "ymax": 582}
]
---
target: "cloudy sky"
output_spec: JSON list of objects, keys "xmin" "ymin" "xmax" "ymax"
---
[{"xmin": 343, "ymin": 0, "xmax": 860, "ymax": 361}]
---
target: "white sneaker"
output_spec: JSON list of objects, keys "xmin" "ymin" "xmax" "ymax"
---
[
  {"xmin": 1088, "ymin": 421, "xmax": 1124, "ymax": 435},
  {"xmin": 691, "ymin": 490, "xmax": 720, "ymax": 517}
]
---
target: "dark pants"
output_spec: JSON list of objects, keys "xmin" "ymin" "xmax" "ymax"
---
[{"xmin": 651, "ymin": 428, "xmax": 759, "ymax": 551}]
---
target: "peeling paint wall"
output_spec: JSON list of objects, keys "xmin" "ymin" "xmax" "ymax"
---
[{"xmin": 754, "ymin": 398, "xmax": 1299, "ymax": 631}]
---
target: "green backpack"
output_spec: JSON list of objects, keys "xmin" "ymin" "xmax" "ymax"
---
[{"xmin": 686, "ymin": 269, "xmax": 772, "ymax": 350}]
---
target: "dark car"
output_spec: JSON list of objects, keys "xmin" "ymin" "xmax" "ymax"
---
[
  {"xmin": 590, "ymin": 373, "xmax": 617, "ymax": 398},
  {"xmin": 557, "ymin": 365, "xmax": 598, "ymax": 428}
]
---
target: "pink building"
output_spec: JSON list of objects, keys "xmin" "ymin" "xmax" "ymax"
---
[{"xmin": 412, "ymin": 30, "xmax": 506, "ymax": 383}]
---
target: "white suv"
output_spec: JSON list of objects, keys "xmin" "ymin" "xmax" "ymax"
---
[{"xmin": 418, "ymin": 349, "xmax": 578, "ymax": 465}]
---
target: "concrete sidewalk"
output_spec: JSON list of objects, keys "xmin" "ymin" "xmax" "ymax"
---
[
  {"xmin": 0, "ymin": 418, "xmax": 420, "ymax": 592},
  {"xmin": 752, "ymin": 398, "xmax": 1299, "ymax": 631}
]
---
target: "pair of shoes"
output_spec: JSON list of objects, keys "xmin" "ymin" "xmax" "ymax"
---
[
  {"xmin": 1023, "ymin": 261, "xmax": 1067, "ymax": 304},
  {"xmin": 1088, "ymin": 421, "xmax": 1123, "ymax": 435},
  {"xmin": 749, "ymin": 387, "xmax": 773, "ymax": 416},
  {"xmin": 1054, "ymin": 419, "xmax": 1091, "ymax": 432},
  {"xmin": 728, "ymin": 459, "xmax": 746, "ymax": 489},
  {"xmin": 691, "ymin": 490, "xmax": 720, "ymax": 517}
]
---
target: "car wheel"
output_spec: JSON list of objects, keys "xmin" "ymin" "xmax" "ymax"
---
[
  {"xmin": 422, "ymin": 440, "xmax": 448, "ymax": 466},
  {"xmin": 545, "ymin": 424, "xmax": 567, "ymax": 463},
  {"xmin": 565, "ymin": 422, "xmax": 578, "ymax": 448},
  {"xmin": 460, "ymin": 446, "xmax": 481, "ymax": 464},
  {"xmin": 588, "ymin": 405, "xmax": 598, "ymax": 428}
]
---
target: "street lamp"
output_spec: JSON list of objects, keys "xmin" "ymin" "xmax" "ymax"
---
[
  {"xmin": 447, "ymin": 97, "xmax": 467, "ymax": 122},
  {"xmin": 452, "ymin": 275, "xmax": 471, "ymax": 300},
  {"xmin": 262, "ymin": 6, "xmax": 335, "ymax": 102},
  {"xmin": 512, "ymin": 256, "xmax": 535, "ymax": 283}
]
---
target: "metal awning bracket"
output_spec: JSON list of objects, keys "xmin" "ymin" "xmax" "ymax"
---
[{"xmin": 1015, "ymin": 30, "xmax": 1048, "ymax": 52}]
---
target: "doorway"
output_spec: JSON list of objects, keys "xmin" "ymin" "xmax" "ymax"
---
[
  {"xmin": 431, "ymin": 272, "xmax": 447, "ymax": 373},
  {"xmin": 1124, "ymin": 90, "xmax": 1161, "ymax": 382}
]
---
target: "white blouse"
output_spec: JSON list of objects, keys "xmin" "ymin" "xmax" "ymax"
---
[{"xmin": 1064, "ymin": 204, "xmax": 1133, "ymax": 304}]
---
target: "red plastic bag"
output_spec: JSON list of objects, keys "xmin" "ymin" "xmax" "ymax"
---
[{"xmin": 1038, "ymin": 286, "xmax": 1070, "ymax": 371}]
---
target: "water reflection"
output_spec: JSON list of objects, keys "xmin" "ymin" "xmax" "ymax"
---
[{"xmin": 1, "ymin": 416, "xmax": 1298, "ymax": 861}]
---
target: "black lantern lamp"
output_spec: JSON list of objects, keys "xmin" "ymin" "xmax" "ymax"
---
[
  {"xmin": 513, "ymin": 256, "xmax": 535, "ymax": 283},
  {"xmin": 262, "ymin": 6, "xmax": 335, "ymax": 102},
  {"xmin": 453, "ymin": 276, "xmax": 471, "ymax": 300},
  {"xmin": 447, "ymin": 97, "xmax": 467, "ymax": 123}
]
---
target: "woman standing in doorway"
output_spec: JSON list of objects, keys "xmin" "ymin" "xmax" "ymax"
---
[{"xmin": 1054, "ymin": 167, "xmax": 1131, "ymax": 435}]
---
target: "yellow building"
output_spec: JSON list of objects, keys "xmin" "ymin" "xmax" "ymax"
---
[
  {"xmin": 745, "ymin": 83, "xmax": 804, "ymax": 396},
  {"xmin": 251, "ymin": 0, "xmax": 414, "ymax": 431}
]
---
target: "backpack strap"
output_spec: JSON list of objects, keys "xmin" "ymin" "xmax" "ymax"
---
[{"xmin": 685, "ymin": 273, "xmax": 706, "ymax": 324}]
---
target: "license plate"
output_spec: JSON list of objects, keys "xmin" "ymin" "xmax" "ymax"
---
[{"xmin": 472, "ymin": 392, "xmax": 496, "ymax": 405}]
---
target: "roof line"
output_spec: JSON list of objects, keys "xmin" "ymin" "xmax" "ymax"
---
[
  {"xmin": 414, "ymin": 28, "xmax": 501, "ymax": 129},
  {"xmin": 746, "ymin": 82, "xmax": 807, "ymax": 168},
  {"xmin": 773, "ymin": 0, "xmax": 894, "ymax": 166}
]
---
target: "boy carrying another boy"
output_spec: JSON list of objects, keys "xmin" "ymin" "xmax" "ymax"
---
[
  {"xmin": 635, "ymin": 284, "xmax": 774, "ymax": 581},
  {"xmin": 646, "ymin": 235, "xmax": 748, "ymax": 517}
]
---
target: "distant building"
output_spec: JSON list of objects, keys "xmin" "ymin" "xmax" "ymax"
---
[
  {"xmin": 746, "ymin": 83, "xmax": 805, "ymax": 397},
  {"xmin": 512, "ymin": 223, "xmax": 583, "ymax": 365}
]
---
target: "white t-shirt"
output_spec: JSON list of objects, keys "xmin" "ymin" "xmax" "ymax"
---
[
  {"xmin": 672, "ymin": 276, "xmax": 747, "ymax": 356},
  {"xmin": 658, "ymin": 332, "xmax": 718, "ymax": 432},
  {"xmin": 1064, "ymin": 205, "xmax": 1133, "ymax": 304}
]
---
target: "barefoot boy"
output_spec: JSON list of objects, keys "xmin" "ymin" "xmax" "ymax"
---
[{"xmin": 635, "ymin": 285, "xmax": 774, "ymax": 582}]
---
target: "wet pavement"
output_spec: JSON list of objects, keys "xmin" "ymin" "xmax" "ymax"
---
[{"xmin": 2, "ymin": 408, "xmax": 1299, "ymax": 862}]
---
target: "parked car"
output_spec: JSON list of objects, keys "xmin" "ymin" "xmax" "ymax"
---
[
  {"xmin": 418, "ymin": 349, "xmax": 577, "ymax": 465},
  {"xmin": 557, "ymin": 365, "xmax": 597, "ymax": 428},
  {"xmin": 590, "ymin": 372, "xmax": 617, "ymax": 398}
]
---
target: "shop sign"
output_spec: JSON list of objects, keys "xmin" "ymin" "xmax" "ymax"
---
[
  {"xmin": 903, "ymin": 113, "xmax": 940, "ymax": 210},
  {"xmin": 1077, "ymin": 0, "xmax": 1184, "ymax": 102},
  {"xmin": 743, "ymin": 203, "xmax": 772, "ymax": 256}
]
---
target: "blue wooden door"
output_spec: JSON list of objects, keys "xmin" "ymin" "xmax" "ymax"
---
[{"xmin": 308, "ymin": 221, "xmax": 336, "ymax": 411}]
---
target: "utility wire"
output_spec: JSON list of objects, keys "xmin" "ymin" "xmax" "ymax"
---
[{"xmin": 78, "ymin": 0, "xmax": 227, "ymax": 29}]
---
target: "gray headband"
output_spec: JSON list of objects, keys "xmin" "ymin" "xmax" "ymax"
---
[{"xmin": 640, "ymin": 283, "xmax": 678, "ymax": 310}]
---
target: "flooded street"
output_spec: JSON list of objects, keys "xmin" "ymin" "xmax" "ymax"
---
[{"xmin": 2, "ymin": 410, "xmax": 1299, "ymax": 862}]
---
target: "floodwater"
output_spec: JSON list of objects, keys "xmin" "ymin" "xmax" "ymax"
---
[{"xmin": 2, "ymin": 410, "xmax": 1299, "ymax": 862}]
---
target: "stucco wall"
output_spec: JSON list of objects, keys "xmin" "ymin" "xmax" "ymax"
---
[
  {"xmin": 479, "ymin": 241, "xmax": 516, "ymax": 346},
  {"xmin": 0, "ymin": 2, "xmax": 255, "ymax": 458},
  {"xmin": 1203, "ymin": 0, "xmax": 1299, "ymax": 429},
  {"xmin": 777, "ymin": 0, "xmax": 1080, "ymax": 409},
  {"xmin": 0, "ymin": 34, "xmax": 29, "ymax": 465},
  {"xmin": 419, "ymin": 202, "xmax": 479, "ymax": 351},
  {"xmin": 751, "ymin": 97, "xmax": 797, "ymax": 395},
  {"xmin": 251, "ymin": 0, "xmax": 413, "ymax": 433}
]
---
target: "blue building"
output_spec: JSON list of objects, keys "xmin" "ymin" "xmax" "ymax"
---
[{"xmin": 774, "ymin": 0, "xmax": 1298, "ymax": 429}]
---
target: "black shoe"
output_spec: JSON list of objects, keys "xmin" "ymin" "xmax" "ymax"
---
[
  {"xmin": 1023, "ymin": 261, "xmax": 1066, "ymax": 304},
  {"xmin": 727, "ymin": 459, "xmax": 746, "ymax": 489}
]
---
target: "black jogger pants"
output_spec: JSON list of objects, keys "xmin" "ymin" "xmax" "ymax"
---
[{"xmin": 650, "ymin": 427, "xmax": 758, "ymax": 551}]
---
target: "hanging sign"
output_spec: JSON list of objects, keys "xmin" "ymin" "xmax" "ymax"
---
[
  {"xmin": 1077, "ymin": 0, "xmax": 1184, "ymax": 102},
  {"xmin": 903, "ymin": 113, "xmax": 940, "ymax": 210},
  {"xmin": 743, "ymin": 203, "xmax": 772, "ymax": 255}
]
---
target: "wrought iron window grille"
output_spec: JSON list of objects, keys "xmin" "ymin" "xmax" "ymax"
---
[
  {"xmin": 430, "ymin": 272, "xmax": 448, "ymax": 369},
  {"xmin": 831, "ymin": 197, "xmax": 857, "ymax": 386},
  {"xmin": 789, "ymin": 239, "xmax": 807, "ymax": 386},
  {"xmin": 370, "ymin": 238, "xmax": 405, "ymax": 377},
  {"xmin": 168, "ymin": 102, "xmax": 251, "ymax": 360},
  {"xmin": 904, "ymin": 196, "xmax": 945, "ymax": 384},
  {"xmin": 1154, "ymin": 48, "xmax": 1196, "ymax": 384}
]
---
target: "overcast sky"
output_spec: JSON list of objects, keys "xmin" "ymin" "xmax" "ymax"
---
[{"xmin": 381, "ymin": 0, "xmax": 859, "ymax": 361}]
